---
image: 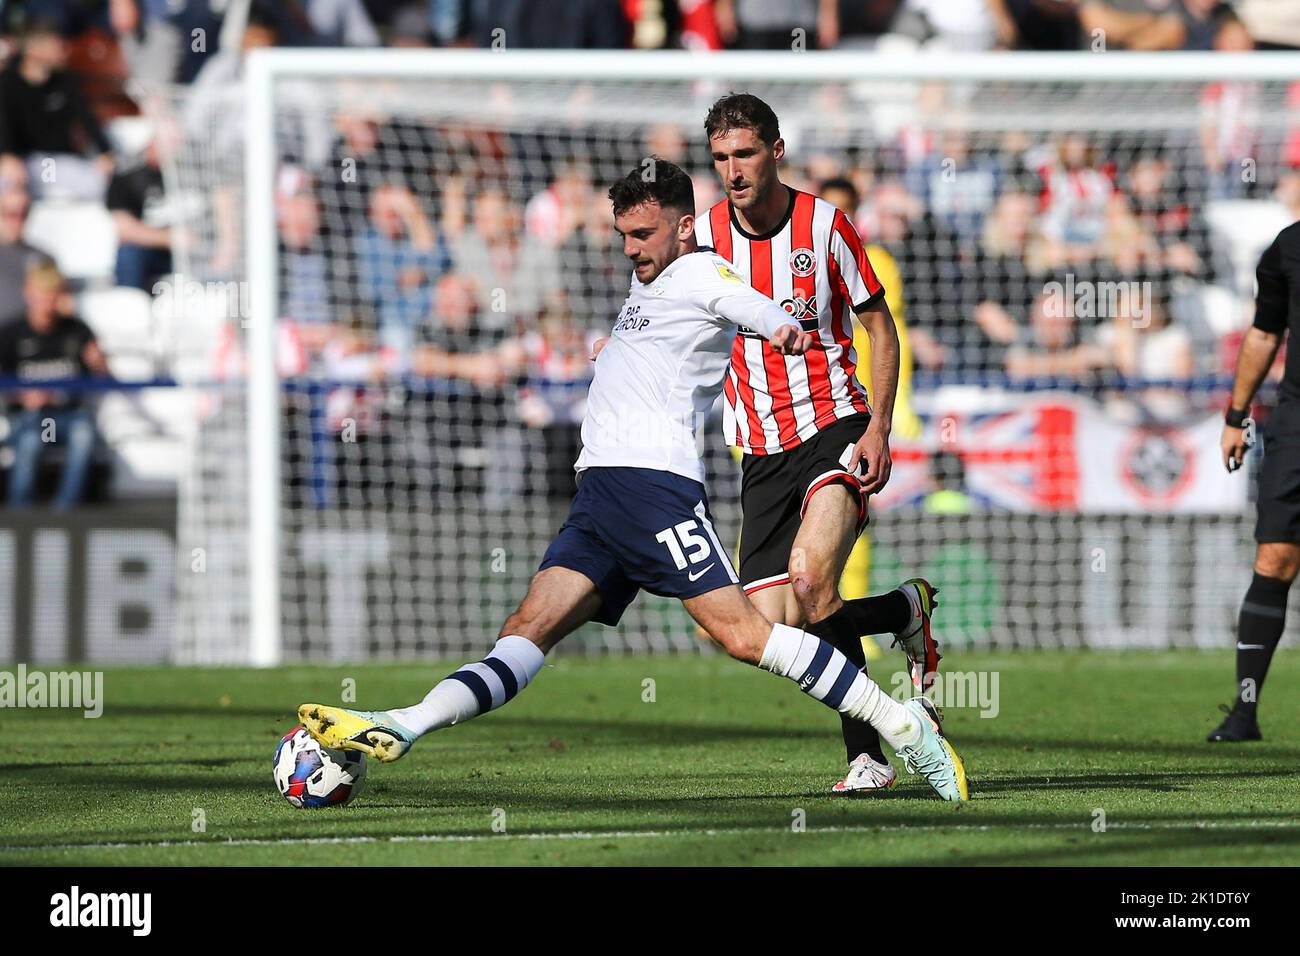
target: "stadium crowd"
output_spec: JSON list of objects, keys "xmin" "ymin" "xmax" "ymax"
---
[{"xmin": 1, "ymin": 0, "xmax": 1299, "ymax": 506}]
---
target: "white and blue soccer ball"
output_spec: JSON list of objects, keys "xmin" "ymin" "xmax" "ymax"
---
[{"xmin": 273, "ymin": 727, "xmax": 367, "ymax": 808}]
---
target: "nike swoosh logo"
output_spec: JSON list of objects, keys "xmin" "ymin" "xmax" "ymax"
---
[
  {"xmin": 687, "ymin": 563, "xmax": 716, "ymax": 582},
  {"xmin": 1237, "ymin": 643, "xmax": 1266, "ymax": 650}
]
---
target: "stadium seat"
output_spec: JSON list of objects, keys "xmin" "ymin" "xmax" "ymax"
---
[
  {"xmin": 96, "ymin": 388, "xmax": 190, "ymax": 497},
  {"xmin": 23, "ymin": 200, "xmax": 119, "ymax": 281},
  {"xmin": 78, "ymin": 287, "xmax": 157, "ymax": 365},
  {"xmin": 1205, "ymin": 200, "xmax": 1295, "ymax": 295}
]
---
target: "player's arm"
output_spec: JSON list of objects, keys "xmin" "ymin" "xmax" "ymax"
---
[
  {"xmin": 1077, "ymin": 2, "xmax": 1186, "ymax": 50},
  {"xmin": 829, "ymin": 212, "xmax": 894, "ymax": 493},
  {"xmin": 702, "ymin": 264, "xmax": 814, "ymax": 355},
  {"xmin": 1223, "ymin": 237, "xmax": 1288, "ymax": 472},
  {"xmin": 850, "ymin": 300, "xmax": 899, "ymax": 494}
]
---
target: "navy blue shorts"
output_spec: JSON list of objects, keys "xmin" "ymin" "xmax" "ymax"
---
[{"xmin": 538, "ymin": 466, "xmax": 740, "ymax": 625}]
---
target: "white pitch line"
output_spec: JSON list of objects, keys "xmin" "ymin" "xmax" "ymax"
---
[{"xmin": 2, "ymin": 819, "xmax": 1298, "ymax": 854}]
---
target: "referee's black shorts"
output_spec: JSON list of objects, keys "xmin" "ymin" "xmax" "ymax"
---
[
  {"xmin": 1255, "ymin": 401, "xmax": 1300, "ymax": 543},
  {"xmin": 738, "ymin": 413, "xmax": 872, "ymax": 595}
]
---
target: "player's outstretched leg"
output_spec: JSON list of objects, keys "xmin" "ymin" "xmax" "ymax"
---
[
  {"xmin": 299, "ymin": 567, "xmax": 601, "ymax": 762},
  {"xmin": 298, "ymin": 633, "xmax": 544, "ymax": 762},
  {"xmin": 687, "ymin": 585, "xmax": 968, "ymax": 801}
]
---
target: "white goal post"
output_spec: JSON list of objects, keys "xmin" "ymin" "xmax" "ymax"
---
[{"xmin": 194, "ymin": 49, "xmax": 1300, "ymax": 666}]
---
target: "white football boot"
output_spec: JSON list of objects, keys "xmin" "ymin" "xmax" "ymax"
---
[{"xmin": 830, "ymin": 753, "xmax": 898, "ymax": 794}]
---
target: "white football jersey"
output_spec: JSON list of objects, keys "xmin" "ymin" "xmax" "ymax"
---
[{"xmin": 576, "ymin": 249, "xmax": 802, "ymax": 484}]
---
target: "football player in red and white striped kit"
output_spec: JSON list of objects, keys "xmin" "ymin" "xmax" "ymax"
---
[{"xmin": 697, "ymin": 93, "xmax": 941, "ymax": 793}]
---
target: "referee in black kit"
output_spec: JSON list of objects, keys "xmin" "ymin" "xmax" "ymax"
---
[{"xmin": 1215, "ymin": 221, "xmax": 1300, "ymax": 742}]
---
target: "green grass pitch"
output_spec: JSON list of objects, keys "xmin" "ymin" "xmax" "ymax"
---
[{"xmin": 1, "ymin": 651, "xmax": 1298, "ymax": 866}]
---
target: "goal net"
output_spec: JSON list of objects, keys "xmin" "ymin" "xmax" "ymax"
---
[{"xmin": 159, "ymin": 51, "xmax": 1299, "ymax": 663}]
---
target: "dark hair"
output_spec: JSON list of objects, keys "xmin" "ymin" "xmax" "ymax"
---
[
  {"xmin": 608, "ymin": 158, "xmax": 695, "ymax": 218},
  {"xmin": 820, "ymin": 177, "xmax": 859, "ymax": 206},
  {"xmin": 704, "ymin": 93, "xmax": 780, "ymax": 147},
  {"xmin": 21, "ymin": 17, "xmax": 64, "ymax": 40}
]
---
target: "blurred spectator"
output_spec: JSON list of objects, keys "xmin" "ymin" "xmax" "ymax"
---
[
  {"xmin": 1181, "ymin": 0, "xmax": 1247, "ymax": 49},
  {"xmin": 0, "ymin": 186, "xmax": 51, "ymax": 325},
  {"xmin": 127, "ymin": 0, "xmax": 226, "ymax": 85},
  {"xmin": 321, "ymin": 111, "xmax": 443, "ymax": 231},
  {"xmin": 893, "ymin": 0, "xmax": 996, "ymax": 50},
  {"xmin": 415, "ymin": 272, "xmax": 522, "ymax": 387},
  {"xmin": 677, "ymin": 0, "xmax": 726, "ymax": 50},
  {"xmin": 452, "ymin": 187, "xmax": 561, "ymax": 330},
  {"xmin": 1004, "ymin": 289, "xmax": 1109, "ymax": 381},
  {"xmin": 1199, "ymin": 50, "xmax": 1261, "ymax": 200},
  {"xmin": 1236, "ymin": 0, "xmax": 1300, "ymax": 50},
  {"xmin": 1097, "ymin": 283, "xmax": 1196, "ymax": 421},
  {"xmin": 860, "ymin": 178, "xmax": 964, "ymax": 370},
  {"xmin": 1274, "ymin": 170, "xmax": 1300, "ymax": 221},
  {"xmin": 821, "ymin": 176, "xmax": 923, "ymax": 438},
  {"xmin": 276, "ymin": 171, "xmax": 333, "ymax": 350},
  {"xmin": 1123, "ymin": 150, "xmax": 1218, "ymax": 281},
  {"xmin": 113, "ymin": 1, "xmax": 183, "ymax": 86},
  {"xmin": 0, "ymin": 260, "xmax": 108, "ymax": 509},
  {"xmin": 267, "ymin": 0, "xmax": 381, "ymax": 47},
  {"xmin": 106, "ymin": 131, "xmax": 173, "ymax": 291},
  {"xmin": 383, "ymin": 3, "xmax": 436, "ymax": 45},
  {"xmin": 0, "ymin": 18, "xmax": 113, "ymax": 200},
  {"xmin": 561, "ymin": 189, "xmax": 630, "ymax": 325},
  {"xmin": 833, "ymin": 0, "xmax": 904, "ymax": 48},
  {"xmin": 715, "ymin": 0, "xmax": 835, "ymax": 49},
  {"xmin": 967, "ymin": 190, "xmax": 1050, "ymax": 373},
  {"xmin": 525, "ymin": 164, "xmax": 594, "ymax": 248},
  {"xmin": 1034, "ymin": 133, "xmax": 1114, "ymax": 267},
  {"xmin": 987, "ymin": 0, "xmax": 1082, "ymax": 50},
  {"xmin": 905, "ymin": 128, "xmax": 1003, "ymax": 243},
  {"xmin": 644, "ymin": 124, "xmax": 692, "ymax": 170},
  {"xmin": 923, "ymin": 449, "xmax": 974, "ymax": 513},
  {"xmin": 357, "ymin": 182, "xmax": 452, "ymax": 355},
  {"xmin": 516, "ymin": 305, "xmax": 591, "ymax": 499},
  {"xmin": 1076, "ymin": 0, "xmax": 1189, "ymax": 51},
  {"xmin": 464, "ymin": 0, "xmax": 629, "ymax": 48},
  {"xmin": 1097, "ymin": 191, "xmax": 1162, "ymax": 286}
]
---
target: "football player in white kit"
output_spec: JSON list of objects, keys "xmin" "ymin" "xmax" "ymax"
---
[{"xmin": 298, "ymin": 160, "xmax": 967, "ymax": 801}]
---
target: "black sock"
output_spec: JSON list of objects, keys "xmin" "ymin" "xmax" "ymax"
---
[
  {"xmin": 811, "ymin": 591, "xmax": 911, "ymax": 642},
  {"xmin": 806, "ymin": 611, "xmax": 888, "ymax": 764},
  {"xmin": 1235, "ymin": 573, "xmax": 1289, "ymax": 716}
]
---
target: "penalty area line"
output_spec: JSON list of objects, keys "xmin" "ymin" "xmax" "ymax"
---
[{"xmin": 2, "ymin": 819, "xmax": 1299, "ymax": 853}]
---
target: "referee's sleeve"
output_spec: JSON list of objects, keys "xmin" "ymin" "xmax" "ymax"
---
[{"xmin": 1252, "ymin": 234, "xmax": 1289, "ymax": 334}]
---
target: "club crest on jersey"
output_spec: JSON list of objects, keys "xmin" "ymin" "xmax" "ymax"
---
[
  {"xmin": 789, "ymin": 248, "xmax": 817, "ymax": 277},
  {"xmin": 716, "ymin": 264, "xmax": 743, "ymax": 283},
  {"xmin": 781, "ymin": 292, "xmax": 818, "ymax": 322}
]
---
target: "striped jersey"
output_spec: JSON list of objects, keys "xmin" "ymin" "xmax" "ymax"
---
[{"xmin": 695, "ymin": 188, "xmax": 886, "ymax": 455}]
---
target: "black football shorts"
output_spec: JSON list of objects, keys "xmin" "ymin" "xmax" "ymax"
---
[
  {"xmin": 1255, "ymin": 401, "xmax": 1300, "ymax": 544},
  {"xmin": 737, "ymin": 413, "xmax": 872, "ymax": 595}
]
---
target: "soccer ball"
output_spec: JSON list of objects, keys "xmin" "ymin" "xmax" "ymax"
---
[{"xmin": 273, "ymin": 727, "xmax": 367, "ymax": 808}]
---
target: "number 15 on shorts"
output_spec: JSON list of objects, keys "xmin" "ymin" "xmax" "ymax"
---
[{"xmin": 655, "ymin": 521, "xmax": 712, "ymax": 570}]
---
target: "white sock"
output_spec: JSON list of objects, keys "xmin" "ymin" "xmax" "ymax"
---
[
  {"xmin": 758, "ymin": 623, "xmax": 922, "ymax": 751},
  {"xmin": 388, "ymin": 635, "xmax": 545, "ymax": 736},
  {"xmin": 845, "ymin": 678, "xmax": 924, "ymax": 750}
]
